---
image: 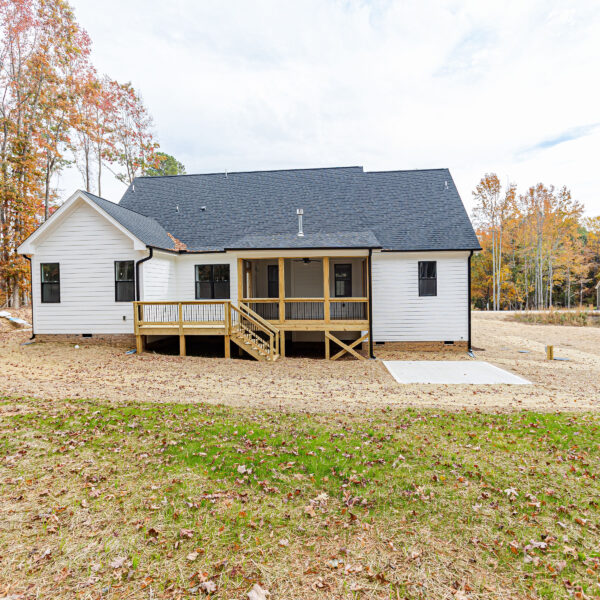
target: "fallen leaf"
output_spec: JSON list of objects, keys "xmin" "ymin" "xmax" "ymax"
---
[
  {"xmin": 247, "ymin": 583, "xmax": 270, "ymax": 600},
  {"xmin": 180, "ymin": 528, "xmax": 194, "ymax": 539},
  {"xmin": 200, "ymin": 580, "xmax": 217, "ymax": 594},
  {"xmin": 110, "ymin": 556, "xmax": 127, "ymax": 569}
]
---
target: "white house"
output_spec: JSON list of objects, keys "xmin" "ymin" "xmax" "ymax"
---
[{"xmin": 18, "ymin": 166, "xmax": 481, "ymax": 360}]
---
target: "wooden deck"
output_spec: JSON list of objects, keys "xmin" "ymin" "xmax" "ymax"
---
[{"xmin": 133, "ymin": 298, "xmax": 369, "ymax": 360}]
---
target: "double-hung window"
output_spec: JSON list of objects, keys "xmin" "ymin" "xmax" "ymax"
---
[
  {"xmin": 418, "ymin": 261, "xmax": 437, "ymax": 296},
  {"xmin": 195, "ymin": 264, "xmax": 230, "ymax": 299},
  {"xmin": 41, "ymin": 263, "xmax": 60, "ymax": 303},
  {"xmin": 115, "ymin": 261, "xmax": 135, "ymax": 302}
]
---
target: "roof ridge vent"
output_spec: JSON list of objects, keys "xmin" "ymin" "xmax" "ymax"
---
[{"xmin": 297, "ymin": 208, "xmax": 304, "ymax": 237}]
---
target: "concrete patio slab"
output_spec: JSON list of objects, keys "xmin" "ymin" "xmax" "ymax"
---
[{"xmin": 383, "ymin": 360, "xmax": 531, "ymax": 385}]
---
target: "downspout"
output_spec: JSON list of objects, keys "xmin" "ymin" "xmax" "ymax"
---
[
  {"xmin": 135, "ymin": 247, "xmax": 153, "ymax": 301},
  {"xmin": 23, "ymin": 255, "xmax": 35, "ymax": 339},
  {"xmin": 368, "ymin": 248, "xmax": 375, "ymax": 359},
  {"xmin": 468, "ymin": 250, "xmax": 473, "ymax": 352}
]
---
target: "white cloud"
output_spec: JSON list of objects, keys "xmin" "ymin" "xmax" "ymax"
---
[{"xmin": 61, "ymin": 0, "xmax": 600, "ymax": 215}]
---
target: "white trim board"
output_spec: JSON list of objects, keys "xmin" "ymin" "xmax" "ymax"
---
[{"xmin": 383, "ymin": 361, "xmax": 531, "ymax": 385}]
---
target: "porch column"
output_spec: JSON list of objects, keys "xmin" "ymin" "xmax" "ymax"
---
[
  {"xmin": 323, "ymin": 256, "xmax": 330, "ymax": 322},
  {"xmin": 237, "ymin": 258, "xmax": 243, "ymax": 304},
  {"xmin": 278, "ymin": 257, "xmax": 285, "ymax": 357}
]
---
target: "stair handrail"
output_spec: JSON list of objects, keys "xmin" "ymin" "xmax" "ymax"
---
[
  {"xmin": 238, "ymin": 301, "xmax": 280, "ymax": 335},
  {"xmin": 231, "ymin": 303, "xmax": 279, "ymax": 357}
]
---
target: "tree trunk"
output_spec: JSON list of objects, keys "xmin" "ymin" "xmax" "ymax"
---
[
  {"xmin": 11, "ymin": 282, "xmax": 20, "ymax": 309},
  {"xmin": 98, "ymin": 154, "xmax": 102, "ymax": 197},
  {"xmin": 85, "ymin": 146, "xmax": 90, "ymax": 192}
]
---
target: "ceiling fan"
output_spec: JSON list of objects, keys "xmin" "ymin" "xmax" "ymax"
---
[{"xmin": 293, "ymin": 258, "xmax": 321, "ymax": 264}]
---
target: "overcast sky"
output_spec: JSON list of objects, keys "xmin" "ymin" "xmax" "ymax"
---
[{"xmin": 60, "ymin": 0, "xmax": 600, "ymax": 215}]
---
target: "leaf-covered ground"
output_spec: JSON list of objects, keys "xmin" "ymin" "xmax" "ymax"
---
[{"xmin": 1, "ymin": 398, "xmax": 599, "ymax": 599}]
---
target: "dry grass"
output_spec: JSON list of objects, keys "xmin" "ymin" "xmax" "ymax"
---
[
  {"xmin": 0, "ymin": 312, "xmax": 599, "ymax": 412},
  {"xmin": 1, "ymin": 398, "xmax": 599, "ymax": 599},
  {"xmin": 510, "ymin": 311, "xmax": 600, "ymax": 328}
]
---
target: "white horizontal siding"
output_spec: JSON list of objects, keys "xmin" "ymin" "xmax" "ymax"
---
[
  {"xmin": 372, "ymin": 251, "xmax": 469, "ymax": 342},
  {"xmin": 32, "ymin": 202, "xmax": 144, "ymax": 334},
  {"xmin": 142, "ymin": 252, "xmax": 178, "ymax": 300}
]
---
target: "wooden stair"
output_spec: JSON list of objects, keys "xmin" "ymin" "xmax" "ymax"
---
[{"xmin": 230, "ymin": 303, "xmax": 280, "ymax": 361}]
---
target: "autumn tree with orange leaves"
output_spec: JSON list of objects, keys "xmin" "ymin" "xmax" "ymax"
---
[
  {"xmin": 472, "ymin": 174, "xmax": 598, "ymax": 310},
  {"xmin": 0, "ymin": 0, "xmax": 162, "ymax": 307}
]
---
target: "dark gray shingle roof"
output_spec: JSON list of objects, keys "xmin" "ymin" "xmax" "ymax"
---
[
  {"xmin": 229, "ymin": 230, "xmax": 381, "ymax": 249},
  {"xmin": 81, "ymin": 191, "xmax": 175, "ymax": 249},
  {"xmin": 110, "ymin": 166, "xmax": 480, "ymax": 252}
]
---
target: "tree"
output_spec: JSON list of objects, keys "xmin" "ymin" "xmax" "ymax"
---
[
  {"xmin": 472, "ymin": 174, "xmax": 515, "ymax": 310},
  {"xmin": 0, "ymin": 0, "xmax": 162, "ymax": 306},
  {"xmin": 471, "ymin": 173, "xmax": 598, "ymax": 311},
  {"xmin": 107, "ymin": 81, "xmax": 158, "ymax": 185},
  {"xmin": 0, "ymin": 0, "xmax": 49, "ymax": 306},
  {"xmin": 144, "ymin": 151, "xmax": 185, "ymax": 177},
  {"xmin": 72, "ymin": 74, "xmax": 117, "ymax": 196},
  {"xmin": 36, "ymin": 0, "xmax": 92, "ymax": 219}
]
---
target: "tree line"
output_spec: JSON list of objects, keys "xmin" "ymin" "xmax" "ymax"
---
[
  {"xmin": 471, "ymin": 173, "xmax": 600, "ymax": 310},
  {"xmin": 0, "ymin": 0, "xmax": 184, "ymax": 308}
]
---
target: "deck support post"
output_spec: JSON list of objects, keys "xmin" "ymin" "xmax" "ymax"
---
[
  {"xmin": 224, "ymin": 302, "xmax": 231, "ymax": 359},
  {"xmin": 280, "ymin": 330, "xmax": 286, "ymax": 357},
  {"xmin": 178, "ymin": 302, "xmax": 186, "ymax": 356},
  {"xmin": 324, "ymin": 330, "xmax": 330, "ymax": 360},
  {"xmin": 136, "ymin": 335, "xmax": 144, "ymax": 354}
]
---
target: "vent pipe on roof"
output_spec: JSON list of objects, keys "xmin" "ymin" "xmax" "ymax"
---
[
  {"xmin": 297, "ymin": 208, "xmax": 304, "ymax": 237},
  {"xmin": 444, "ymin": 180, "xmax": 449, "ymax": 190}
]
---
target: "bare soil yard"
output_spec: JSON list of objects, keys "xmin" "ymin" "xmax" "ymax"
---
[{"xmin": 0, "ymin": 311, "xmax": 599, "ymax": 412}]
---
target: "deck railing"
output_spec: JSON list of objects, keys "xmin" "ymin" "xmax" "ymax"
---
[
  {"xmin": 134, "ymin": 300, "xmax": 230, "ymax": 329},
  {"xmin": 242, "ymin": 297, "xmax": 368, "ymax": 323},
  {"xmin": 133, "ymin": 300, "xmax": 280, "ymax": 359}
]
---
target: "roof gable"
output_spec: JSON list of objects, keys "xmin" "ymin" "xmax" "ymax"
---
[{"xmin": 17, "ymin": 191, "xmax": 152, "ymax": 254}]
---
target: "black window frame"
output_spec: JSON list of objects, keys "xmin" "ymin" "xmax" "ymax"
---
[
  {"xmin": 40, "ymin": 262, "xmax": 60, "ymax": 303},
  {"xmin": 334, "ymin": 263, "xmax": 352, "ymax": 297},
  {"xmin": 195, "ymin": 264, "xmax": 230, "ymax": 300},
  {"xmin": 267, "ymin": 264, "xmax": 279, "ymax": 298},
  {"xmin": 114, "ymin": 260, "xmax": 135, "ymax": 302},
  {"xmin": 418, "ymin": 261, "xmax": 437, "ymax": 297}
]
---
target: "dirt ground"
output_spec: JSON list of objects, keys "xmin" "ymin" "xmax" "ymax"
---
[{"xmin": 1, "ymin": 310, "xmax": 599, "ymax": 412}]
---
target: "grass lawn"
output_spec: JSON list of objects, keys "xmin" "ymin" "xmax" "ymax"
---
[{"xmin": 1, "ymin": 398, "xmax": 599, "ymax": 599}]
